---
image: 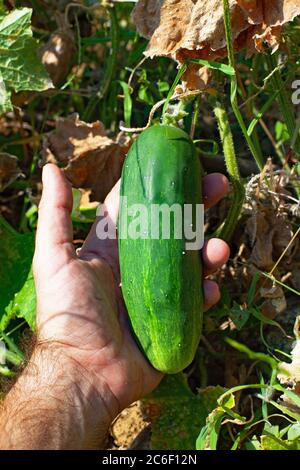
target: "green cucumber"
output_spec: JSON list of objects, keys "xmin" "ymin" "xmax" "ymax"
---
[{"xmin": 118, "ymin": 125, "xmax": 203, "ymax": 374}]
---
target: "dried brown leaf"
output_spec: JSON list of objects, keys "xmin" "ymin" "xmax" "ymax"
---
[
  {"xmin": 260, "ymin": 287, "xmax": 287, "ymax": 319},
  {"xmin": 253, "ymin": 25, "xmax": 282, "ymax": 54},
  {"xmin": 39, "ymin": 14, "xmax": 75, "ymax": 86},
  {"xmin": 246, "ymin": 209, "xmax": 293, "ymax": 270},
  {"xmin": 133, "ymin": 0, "xmax": 300, "ymax": 88},
  {"xmin": 79, "ymin": 189, "xmax": 99, "ymax": 211},
  {"xmin": 182, "ymin": 65, "xmax": 213, "ymax": 91},
  {"xmin": 42, "ymin": 114, "xmax": 130, "ymax": 201},
  {"xmin": 0, "ymin": 153, "xmax": 23, "ymax": 192}
]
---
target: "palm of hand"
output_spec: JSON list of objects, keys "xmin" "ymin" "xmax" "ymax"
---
[{"xmin": 33, "ymin": 164, "xmax": 229, "ymax": 413}]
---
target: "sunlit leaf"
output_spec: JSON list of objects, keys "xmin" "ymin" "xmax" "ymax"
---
[
  {"xmin": 0, "ymin": 8, "xmax": 53, "ymax": 114},
  {"xmin": 0, "ymin": 216, "xmax": 36, "ymax": 331}
]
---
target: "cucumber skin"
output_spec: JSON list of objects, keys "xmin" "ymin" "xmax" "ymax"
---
[{"xmin": 118, "ymin": 125, "xmax": 203, "ymax": 374}]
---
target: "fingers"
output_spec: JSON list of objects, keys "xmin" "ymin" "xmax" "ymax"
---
[
  {"xmin": 202, "ymin": 239, "xmax": 230, "ymax": 310},
  {"xmin": 203, "ymin": 280, "xmax": 220, "ymax": 311},
  {"xmin": 201, "ymin": 175, "xmax": 230, "ymax": 311},
  {"xmin": 34, "ymin": 164, "xmax": 76, "ymax": 276},
  {"xmin": 202, "ymin": 238, "xmax": 230, "ymax": 275},
  {"xmin": 203, "ymin": 173, "xmax": 229, "ymax": 210}
]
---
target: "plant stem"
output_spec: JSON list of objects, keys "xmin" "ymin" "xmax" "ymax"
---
[
  {"xmin": 190, "ymin": 95, "xmax": 202, "ymax": 139},
  {"xmin": 1, "ymin": 331, "xmax": 24, "ymax": 360},
  {"xmin": 266, "ymin": 53, "xmax": 300, "ymax": 158},
  {"xmin": 222, "ymin": 0, "xmax": 264, "ymax": 171},
  {"xmin": 161, "ymin": 63, "xmax": 187, "ymax": 121},
  {"xmin": 214, "ymin": 102, "xmax": 245, "ymax": 241}
]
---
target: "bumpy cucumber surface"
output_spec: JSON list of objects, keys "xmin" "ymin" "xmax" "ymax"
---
[{"xmin": 118, "ymin": 124, "xmax": 203, "ymax": 374}]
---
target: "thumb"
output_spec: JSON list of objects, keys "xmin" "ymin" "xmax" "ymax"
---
[{"xmin": 33, "ymin": 164, "xmax": 76, "ymax": 280}]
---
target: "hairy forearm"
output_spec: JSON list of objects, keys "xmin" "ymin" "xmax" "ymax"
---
[{"xmin": 0, "ymin": 345, "xmax": 114, "ymax": 450}]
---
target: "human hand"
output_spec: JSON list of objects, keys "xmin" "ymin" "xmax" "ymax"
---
[{"xmin": 32, "ymin": 163, "xmax": 230, "ymax": 446}]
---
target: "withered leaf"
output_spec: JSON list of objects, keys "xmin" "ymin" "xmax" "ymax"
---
[
  {"xmin": 134, "ymin": 0, "xmax": 300, "ymax": 59},
  {"xmin": 39, "ymin": 14, "xmax": 75, "ymax": 86},
  {"xmin": 39, "ymin": 31, "xmax": 75, "ymax": 86},
  {"xmin": 133, "ymin": 0, "xmax": 300, "ymax": 87},
  {"xmin": 42, "ymin": 114, "xmax": 130, "ymax": 202},
  {"xmin": 246, "ymin": 210, "xmax": 294, "ymax": 271},
  {"xmin": 0, "ymin": 153, "xmax": 23, "ymax": 192}
]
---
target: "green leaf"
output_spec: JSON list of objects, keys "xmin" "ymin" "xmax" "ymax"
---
[
  {"xmin": 196, "ymin": 409, "xmax": 224, "ymax": 450},
  {"xmin": 261, "ymin": 434, "xmax": 299, "ymax": 450},
  {"xmin": 144, "ymin": 373, "xmax": 224, "ymax": 450},
  {"xmin": 157, "ymin": 80, "xmax": 169, "ymax": 94},
  {"xmin": 245, "ymin": 436, "xmax": 261, "ymax": 450},
  {"xmin": 4, "ymin": 267, "xmax": 36, "ymax": 330},
  {"xmin": 71, "ymin": 188, "xmax": 96, "ymax": 224},
  {"xmin": 0, "ymin": 216, "xmax": 36, "ymax": 331},
  {"xmin": 196, "ymin": 394, "xmax": 236, "ymax": 450},
  {"xmin": 275, "ymin": 121, "xmax": 289, "ymax": 144},
  {"xmin": 0, "ymin": 8, "xmax": 53, "ymax": 114},
  {"xmin": 187, "ymin": 58, "xmax": 235, "ymax": 76},
  {"xmin": 264, "ymin": 422, "xmax": 280, "ymax": 438},
  {"xmin": 288, "ymin": 423, "xmax": 300, "ymax": 441},
  {"xmin": 138, "ymin": 83, "xmax": 154, "ymax": 106}
]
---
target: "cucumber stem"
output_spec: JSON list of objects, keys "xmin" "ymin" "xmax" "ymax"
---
[{"xmin": 214, "ymin": 102, "xmax": 245, "ymax": 242}]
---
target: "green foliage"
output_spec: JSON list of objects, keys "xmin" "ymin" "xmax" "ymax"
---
[
  {"xmin": 71, "ymin": 189, "xmax": 97, "ymax": 224},
  {"xmin": 0, "ymin": 216, "xmax": 36, "ymax": 331},
  {"xmin": 0, "ymin": 7, "xmax": 52, "ymax": 114},
  {"xmin": 144, "ymin": 373, "xmax": 225, "ymax": 450},
  {"xmin": 196, "ymin": 393, "xmax": 237, "ymax": 450},
  {"xmin": 259, "ymin": 423, "xmax": 300, "ymax": 450}
]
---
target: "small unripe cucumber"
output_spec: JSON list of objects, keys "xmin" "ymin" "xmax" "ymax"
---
[{"xmin": 118, "ymin": 125, "xmax": 203, "ymax": 374}]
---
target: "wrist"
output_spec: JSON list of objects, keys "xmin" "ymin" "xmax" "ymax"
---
[
  {"xmin": 33, "ymin": 342, "xmax": 118, "ymax": 447},
  {"xmin": 0, "ymin": 343, "xmax": 118, "ymax": 449}
]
